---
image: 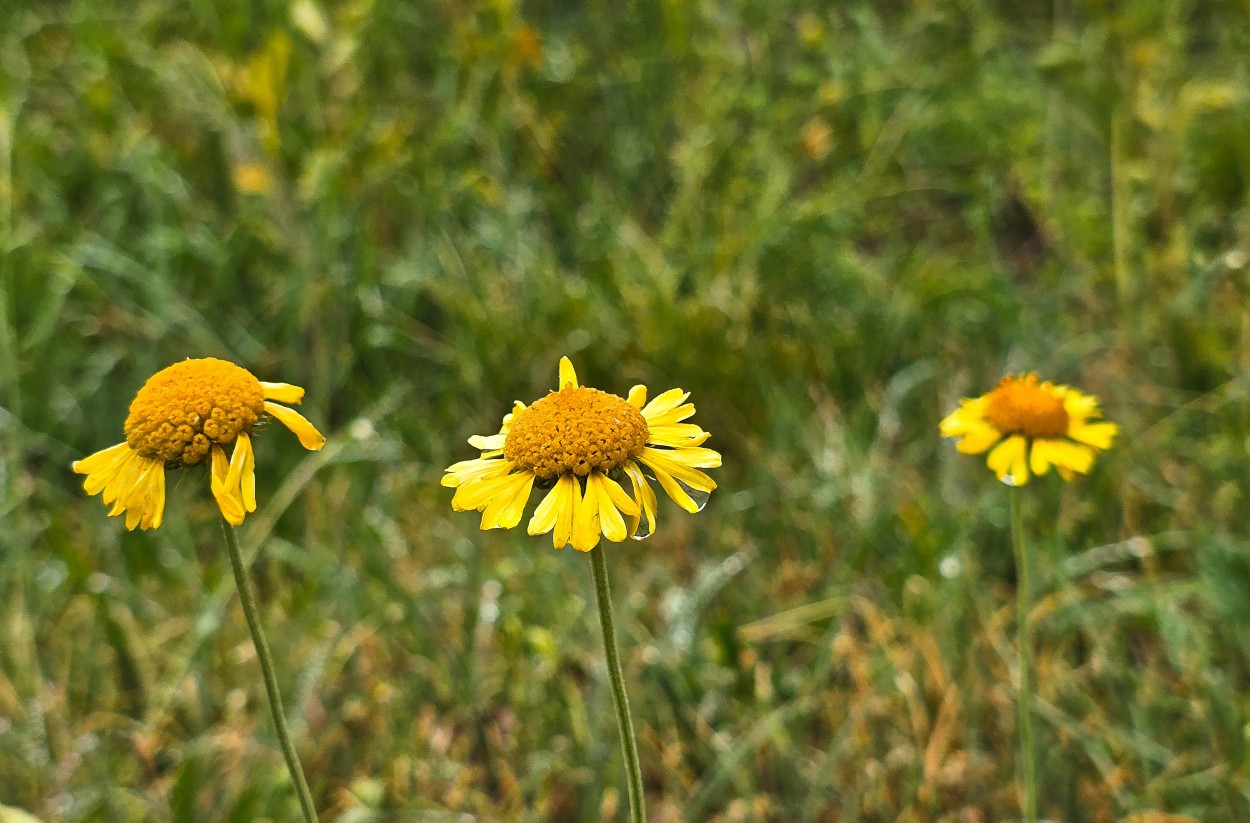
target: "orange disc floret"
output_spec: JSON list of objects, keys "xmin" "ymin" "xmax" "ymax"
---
[
  {"xmin": 124, "ymin": 358, "xmax": 265, "ymax": 465},
  {"xmin": 504, "ymin": 386, "xmax": 649, "ymax": 479},
  {"xmin": 983, "ymin": 374, "xmax": 1069, "ymax": 439}
]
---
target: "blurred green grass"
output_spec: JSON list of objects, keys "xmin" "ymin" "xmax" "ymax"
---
[{"xmin": 2, "ymin": 0, "xmax": 1250, "ymax": 820}]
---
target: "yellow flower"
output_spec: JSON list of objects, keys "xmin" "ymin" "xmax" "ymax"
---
[
  {"xmin": 443, "ymin": 357, "xmax": 721, "ymax": 551},
  {"xmin": 73, "ymin": 358, "xmax": 325, "ymax": 530},
  {"xmin": 940, "ymin": 373, "xmax": 1118, "ymax": 486}
]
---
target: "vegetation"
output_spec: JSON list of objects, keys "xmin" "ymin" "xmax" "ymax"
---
[{"xmin": 2, "ymin": 0, "xmax": 1249, "ymax": 820}]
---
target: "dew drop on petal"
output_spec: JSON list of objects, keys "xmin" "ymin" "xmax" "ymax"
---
[
  {"xmin": 676, "ymin": 479, "xmax": 712, "ymax": 512},
  {"xmin": 632, "ymin": 517, "xmax": 653, "ymax": 540}
]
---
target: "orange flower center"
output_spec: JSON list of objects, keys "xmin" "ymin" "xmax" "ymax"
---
[
  {"xmin": 504, "ymin": 386, "xmax": 649, "ymax": 479},
  {"xmin": 124, "ymin": 358, "xmax": 265, "ymax": 465},
  {"xmin": 983, "ymin": 374, "xmax": 1070, "ymax": 439}
]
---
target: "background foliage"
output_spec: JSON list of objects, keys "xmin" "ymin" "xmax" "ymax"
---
[{"xmin": 2, "ymin": 0, "xmax": 1250, "ymax": 820}]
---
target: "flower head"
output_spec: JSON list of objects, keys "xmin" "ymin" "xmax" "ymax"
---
[
  {"xmin": 939, "ymin": 372, "xmax": 1117, "ymax": 486},
  {"xmin": 443, "ymin": 357, "xmax": 721, "ymax": 551},
  {"xmin": 74, "ymin": 357, "xmax": 326, "ymax": 529}
]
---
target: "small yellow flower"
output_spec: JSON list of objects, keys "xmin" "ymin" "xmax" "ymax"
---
[
  {"xmin": 443, "ymin": 357, "xmax": 721, "ymax": 551},
  {"xmin": 940, "ymin": 373, "xmax": 1118, "ymax": 486},
  {"xmin": 73, "ymin": 357, "xmax": 325, "ymax": 530}
]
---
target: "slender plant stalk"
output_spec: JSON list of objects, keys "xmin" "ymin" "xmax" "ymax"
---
[
  {"xmin": 222, "ymin": 521, "xmax": 319, "ymax": 823},
  {"xmin": 1010, "ymin": 489, "xmax": 1037, "ymax": 823},
  {"xmin": 589, "ymin": 546, "xmax": 646, "ymax": 823}
]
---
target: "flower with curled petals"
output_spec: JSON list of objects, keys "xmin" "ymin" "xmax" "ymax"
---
[
  {"xmin": 940, "ymin": 372, "xmax": 1117, "ymax": 486},
  {"xmin": 73, "ymin": 357, "xmax": 325, "ymax": 529},
  {"xmin": 443, "ymin": 357, "xmax": 721, "ymax": 551}
]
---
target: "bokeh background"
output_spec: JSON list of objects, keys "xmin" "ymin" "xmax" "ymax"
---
[{"xmin": 2, "ymin": 0, "xmax": 1250, "ymax": 820}]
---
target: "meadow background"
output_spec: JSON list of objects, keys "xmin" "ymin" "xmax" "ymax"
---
[{"xmin": 2, "ymin": 0, "xmax": 1249, "ymax": 820}]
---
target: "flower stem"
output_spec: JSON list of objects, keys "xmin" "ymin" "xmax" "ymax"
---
[
  {"xmin": 589, "ymin": 546, "xmax": 646, "ymax": 823},
  {"xmin": 222, "ymin": 521, "xmax": 319, "ymax": 823},
  {"xmin": 1010, "ymin": 488, "xmax": 1037, "ymax": 823}
]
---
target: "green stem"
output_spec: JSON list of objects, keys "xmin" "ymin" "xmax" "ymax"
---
[
  {"xmin": 222, "ymin": 521, "xmax": 319, "ymax": 823},
  {"xmin": 589, "ymin": 546, "xmax": 646, "ymax": 823},
  {"xmin": 1010, "ymin": 489, "xmax": 1037, "ymax": 823}
]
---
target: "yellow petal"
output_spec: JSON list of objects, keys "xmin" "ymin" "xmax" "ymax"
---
[
  {"xmin": 479, "ymin": 472, "xmax": 535, "ymax": 530},
  {"xmin": 640, "ymin": 447, "xmax": 718, "ymax": 491},
  {"xmin": 939, "ymin": 398, "xmax": 989, "ymax": 436},
  {"xmin": 645, "ymin": 408, "xmax": 697, "ymax": 430},
  {"xmin": 116, "ymin": 458, "xmax": 165, "ymax": 531},
  {"xmin": 260, "ymin": 381, "xmax": 305, "ymax": 404},
  {"xmin": 237, "ymin": 432, "xmax": 257, "ymax": 512},
  {"xmin": 590, "ymin": 473, "xmax": 628, "ymax": 543},
  {"xmin": 468, "ymin": 433, "xmax": 507, "ymax": 452},
  {"xmin": 626, "ymin": 385, "xmax": 647, "ymax": 409},
  {"xmin": 641, "ymin": 388, "xmax": 689, "ymax": 419},
  {"xmin": 264, "ymin": 401, "xmax": 326, "ymax": 450},
  {"xmin": 211, "ymin": 472, "xmax": 246, "ymax": 525},
  {"xmin": 954, "ymin": 424, "xmax": 1001, "ymax": 455},
  {"xmin": 79, "ymin": 444, "xmax": 136, "ymax": 496},
  {"xmin": 559, "ymin": 356, "xmax": 578, "ymax": 389},
  {"xmin": 211, "ymin": 445, "xmax": 246, "ymax": 525},
  {"xmin": 1062, "ymin": 390, "xmax": 1100, "ymax": 421},
  {"xmin": 571, "ymin": 473, "xmax": 601, "ymax": 551},
  {"xmin": 986, "ymin": 435, "xmax": 1029, "ymax": 486},
  {"xmin": 623, "ymin": 461, "xmax": 657, "ymax": 539},
  {"xmin": 528, "ymin": 474, "xmax": 574, "ymax": 537},
  {"xmin": 599, "ymin": 472, "xmax": 640, "ymax": 517},
  {"xmin": 143, "ymin": 468, "xmax": 166, "ymax": 529},
  {"xmin": 554, "ymin": 475, "xmax": 580, "ymax": 549},
  {"xmin": 452, "ymin": 466, "xmax": 524, "ymax": 512},
  {"xmin": 1031, "ymin": 438, "xmax": 1095, "ymax": 478},
  {"xmin": 649, "ymin": 445, "xmax": 721, "ymax": 469},
  {"xmin": 443, "ymin": 457, "xmax": 512, "ymax": 488},
  {"xmin": 646, "ymin": 423, "xmax": 710, "ymax": 447},
  {"xmin": 73, "ymin": 441, "xmax": 132, "ymax": 475},
  {"xmin": 1068, "ymin": 421, "xmax": 1118, "ymax": 450}
]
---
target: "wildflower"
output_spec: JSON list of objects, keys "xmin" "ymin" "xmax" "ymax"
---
[
  {"xmin": 73, "ymin": 357, "xmax": 325, "ymax": 529},
  {"xmin": 939, "ymin": 372, "xmax": 1117, "ymax": 486},
  {"xmin": 443, "ymin": 357, "xmax": 721, "ymax": 550}
]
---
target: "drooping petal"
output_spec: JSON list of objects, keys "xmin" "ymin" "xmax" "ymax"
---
[
  {"xmin": 571, "ymin": 473, "xmax": 601, "ymax": 551},
  {"xmin": 1031, "ymin": 438, "xmax": 1095, "ymax": 479},
  {"xmin": 260, "ymin": 382, "xmax": 306, "ymax": 404},
  {"xmin": 528, "ymin": 473, "xmax": 576, "ymax": 539},
  {"xmin": 589, "ymin": 472, "xmax": 628, "ymax": 543},
  {"xmin": 211, "ymin": 445, "xmax": 246, "ymax": 525},
  {"xmin": 623, "ymin": 460, "xmax": 657, "ymax": 539},
  {"xmin": 264, "ymin": 401, "xmax": 326, "ymax": 451},
  {"xmin": 554, "ymin": 475, "xmax": 580, "ymax": 549},
  {"xmin": 640, "ymin": 447, "xmax": 719, "ymax": 491},
  {"xmin": 73, "ymin": 441, "xmax": 132, "ymax": 476},
  {"xmin": 599, "ymin": 472, "xmax": 640, "ymax": 517},
  {"xmin": 236, "ymin": 432, "xmax": 257, "ymax": 512},
  {"xmin": 479, "ymin": 471, "xmax": 536, "ymax": 530},
  {"xmin": 559, "ymin": 356, "xmax": 578, "ymax": 389},
  {"xmin": 986, "ymin": 435, "xmax": 1030, "ymax": 486}
]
